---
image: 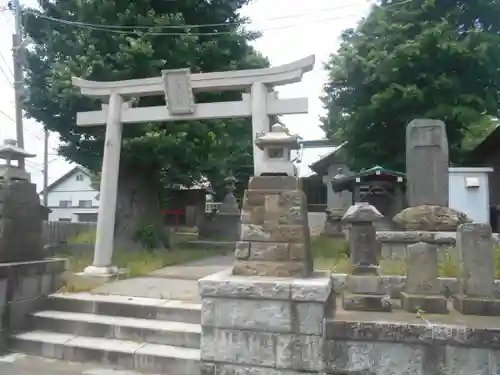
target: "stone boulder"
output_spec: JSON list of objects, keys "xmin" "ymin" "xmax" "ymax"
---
[{"xmin": 393, "ymin": 205, "xmax": 471, "ymax": 231}]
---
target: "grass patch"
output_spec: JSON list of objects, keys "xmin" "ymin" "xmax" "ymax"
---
[{"xmin": 311, "ymin": 235, "xmax": 500, "ymax": 278}]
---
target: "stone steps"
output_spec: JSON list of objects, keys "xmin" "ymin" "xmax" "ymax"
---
[
  {"xmin": 45, "ymin": 293, "xmax": 202, "ymax": 324},
  {"xmin": 30, "ymin": 310, "xmax": 201, "ymax": 348},
  {"xmin": 9, "ymin": 331, "xmax": 200, "ymax": 375},
  {"xmin": 8, "ymin": 293, "xmax": 202, "ymax": 374}
]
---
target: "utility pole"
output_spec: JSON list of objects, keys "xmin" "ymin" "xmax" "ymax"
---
[
  {"xmin": 11, "ymin": 0, "xmax": 25, "ymax": 169},
  {"xmin": 43, "ymin": 129, "xmax": 48, "ymax": 206}
]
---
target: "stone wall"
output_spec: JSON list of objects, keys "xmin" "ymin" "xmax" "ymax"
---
[
  {"xmin": 325, "ymin": 321, "xmax": 500, "ymax": 375},
  {"xmin": 377, "ymin": 230, "xmax": 500, "ymax": 259},
  {"xmin": 0, "ymin": 258, "xmax": 66, "ymax": 351},
  {"xmin": 199, "ymin": 269, "xmax": 334, "ymax": 375}
]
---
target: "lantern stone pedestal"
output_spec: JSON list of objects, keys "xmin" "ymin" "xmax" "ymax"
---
[{"xmin": 0, "ymin": 140, "xmax": 66, "ymax": 353}]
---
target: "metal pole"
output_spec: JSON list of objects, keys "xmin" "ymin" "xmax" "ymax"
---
[
  {"xmin": 43, "ymin": 129, "xmax": 48, "ymax": 206},
  {"xmin": 12, "ymin": 0, "xmax": 25, "ymax": 168}
]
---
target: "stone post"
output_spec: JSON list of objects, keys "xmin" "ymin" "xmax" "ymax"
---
[
  {"xmin": 401, "ymin": 242, "xmax": 447, "ymax": 314},
  {"xmin": 341, "ymin": 202, "xmax": 391, "ymax": 312},
  {"xmin": 84, "ymin": 93, "xmax": 124, "ymax": 277},
  {"xmin": 453, "ymin": 223, "xmax": 500, "ymax": 315}
]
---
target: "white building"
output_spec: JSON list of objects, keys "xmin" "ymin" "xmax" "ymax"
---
[{"xmin": 43, "ymin": 166, "xmax": 99, "ymax": 223}]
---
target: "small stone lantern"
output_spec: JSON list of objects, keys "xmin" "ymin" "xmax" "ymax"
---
[
  {"xmin": 0, "ymin": 139, "xmax": 36, "ymax": 181},
  {"xmin": 254, "ymin": 124, "xmax": 300, "ymax": 176}
]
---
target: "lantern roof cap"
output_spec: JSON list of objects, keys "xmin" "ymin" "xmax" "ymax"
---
[
  {"xmin": 0, "ymin": 139, "xmax": 36, "ymax": 160},
  {"xmin": 255, "ymin": 124, "xmax": 300, "ymax": 150}
]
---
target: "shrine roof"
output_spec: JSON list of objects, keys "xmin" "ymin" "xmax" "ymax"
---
[{"xmin": 332, "ymin": 165, "xmax": 406, "ymax": 185}]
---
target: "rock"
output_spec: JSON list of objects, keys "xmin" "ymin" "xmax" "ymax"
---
[{"xmin": 393, "ymin": 205, "xmax": 471, "ymax": 231}]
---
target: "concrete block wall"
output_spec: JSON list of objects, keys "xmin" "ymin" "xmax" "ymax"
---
[{"xmin": 0, "ymin": 258, "xmax": 66, "ymax": 350}]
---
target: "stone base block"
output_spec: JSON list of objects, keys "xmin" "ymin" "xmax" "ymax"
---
[
  {"xmin": 342, "ymin": 292, "xmax": 392, "ymax": 312},
  {"xmin": 453, "ymin": 295, "xmax": 500, "ymax": 316},
  {"xmin": 346, "ymin": 274, "xmax": 387, "ymax": 295},
  {"xmin": 401, "ymin": 292, "xmax": 448, "ymax": 314},
  {"xmin": 75, "ymin": 268, "xmax": 127, "ymax": 283}
]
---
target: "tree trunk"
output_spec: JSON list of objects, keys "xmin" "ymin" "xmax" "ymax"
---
[{"xmin": 113, "ymin": 167, "xmax": 165, "ymax": 251}]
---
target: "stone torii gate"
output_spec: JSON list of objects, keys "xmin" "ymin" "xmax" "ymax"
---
[{"xmin": 72, "ymin": 55, "xmax": 315, "ymax": 277}]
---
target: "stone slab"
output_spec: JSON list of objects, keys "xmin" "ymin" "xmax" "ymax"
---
[
  {"xmin": 453, "ymin": 296, "xmax": 500, "ymax": 316},
  {"xmin": 232, "ymin": 260, "xmax": 307, "ymax": 277},
  {"xmin": 342, "ymin": 292, "xmax": 392, "ymax": 312},
  {"xmin": 345, "ymin": 275, "xmax": 387, "ymax": 295},
  {"xmin": 202, "ymin": 297, "xmax": 325, "ymax": 336},
  {"xmin": 199, "ymin": 269, "xmax": 332, "ymax": 302},
  {"xmin": 401, "ymin": 292, "xmax": 448, "ymax": 314}
]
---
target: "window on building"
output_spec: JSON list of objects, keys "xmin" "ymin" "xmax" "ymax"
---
[
  {"xmin": 76, "ymin": 174, "xmax": 84, "ymax": 181},
  {"xmin": 77, "ymin": 213, "xmax": 98, "ymax": 223},
  {"xmin": 78, "ymin": 200, "xmax": 93, "ymax": 208},
  {"xmin": 58, "ymin": 200, "xmax": 72, "ymax": 208},
  {"xmin": 58, "ymin": 218, "xmax": 72, "ymax": 222}
]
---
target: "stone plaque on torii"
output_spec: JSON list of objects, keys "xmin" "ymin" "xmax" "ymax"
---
[{"xmin": 72, "ymin": 56, "xmax": 315, "ymax": 277}]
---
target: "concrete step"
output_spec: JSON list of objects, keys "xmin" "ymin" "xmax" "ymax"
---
[
  {"xmin": 47, "ymin": 293, "xmax": 201, "ymax": 324},
  {"xmin": 9, "ymin": 331, "xmax": 200, "ymax": 375},
  {"xmin": 30, "ymin": 310, "xmax": 201, "ymax": 349}
]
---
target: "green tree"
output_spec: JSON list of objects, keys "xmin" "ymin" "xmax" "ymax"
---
[
  {"xmin": 22, "ymin": 0, "xmax": 268, "ymax": 248},
  {"xmin": 321, "ymin": 0, "xmax": 500, "ymax": 172}
]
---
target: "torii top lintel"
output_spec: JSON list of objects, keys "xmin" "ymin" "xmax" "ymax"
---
[{"xmin": 71, "ymin": 55, "xmax": 315, "ymax": 99}]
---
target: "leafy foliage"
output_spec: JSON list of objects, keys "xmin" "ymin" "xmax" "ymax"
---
[
  {"xmin": 321, "ymin": 0, "xmax": 500, "ymax": 171},
  {"xmin": 22, "ymin": 0, "xmax": 268, "ymax": 193}
]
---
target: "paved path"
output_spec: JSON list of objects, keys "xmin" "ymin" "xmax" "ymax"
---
[
  {"xmin": 91, "ymin": 254, "xmax": 233, "ymax": 302},
  {"xmin": 0, "ymin": 353, "xmax": 156, "ymax": 375}
]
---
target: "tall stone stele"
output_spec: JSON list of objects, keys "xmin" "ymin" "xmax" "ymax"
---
[{"xmin": 233, "ymin": 124, "xmax": 314, "ymax": 277}]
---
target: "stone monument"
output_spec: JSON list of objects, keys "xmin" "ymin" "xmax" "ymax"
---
[
  {"xmin": 0, "ymin": 140, "xmax": 66, "ymax": 351},
  {"xmin": 199, "ymin": 123, "xmax": 334, "ymax": 375},
  {"xmin": 233, "ymin": 124, "xmax": 312, "ymax": 277},
  {"xmin": 342, "ymin": 202, "xmax": 392, "ymax": 311},
  {"xmin": 392, "ymin": 119, "xmax": 469, "ymax": 231},
  {"xmin": 453, "ymin": 223, "xmax": 500, "ymax": 315},
  {"xmin": 401, "ymin": 242, "xmax": 448, "ymax": 314},
  {"xmin": 406, "ymin": 119, "xmax": 449, "ymax": 207}
]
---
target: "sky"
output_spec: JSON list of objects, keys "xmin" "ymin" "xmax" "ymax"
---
[{"xmin": 0, "ymin": 0, "xmax": 373, "ymax": 191}]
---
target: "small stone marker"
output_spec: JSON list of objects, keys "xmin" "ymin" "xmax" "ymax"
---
[
  {"xmin": 406, "ymin": 119, "xmax": 449, "ymax": 207},
  {"xmin": 341, "ymin": 203, "xmax": 391, "ymax": 312},
  {"xmin": 401, "ymin": 242, "xmax": 447, "ymax": 314},
  {"xmin": 453, "ymin": 223, "xmax": 500, "ymax": 316}
]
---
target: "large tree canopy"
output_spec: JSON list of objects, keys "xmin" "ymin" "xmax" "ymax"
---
[
  {"xmin": 321, "ymin": 0, "xmax": 500, "ymax": 172},
  {"xmin": 22, "ymin": 0, "xmax": 268, "ymax": 247}
]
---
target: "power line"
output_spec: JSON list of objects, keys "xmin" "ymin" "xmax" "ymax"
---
[
  {"xmin": 0, "ymin": 107, "xmax": 15, "ymax": 123},
  {"xmin": 21, "ymin": 2, "xmax": 373, "ymax": 31},
  {"xmin": 20, "ymin": 1, "xmax": 412, "ymax": 37}
]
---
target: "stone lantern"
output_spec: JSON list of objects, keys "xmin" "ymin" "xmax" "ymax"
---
[
  {"xmin": 0, "ymin": 139, "xmax": 36, "ymax": 182},
  {"xmin": 219, "ymin": 172, "xmax": 239, "ymax": 214},
  {"xmin": 254, "ymin": 124, "xmax": 300, "ymax": 176}
]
